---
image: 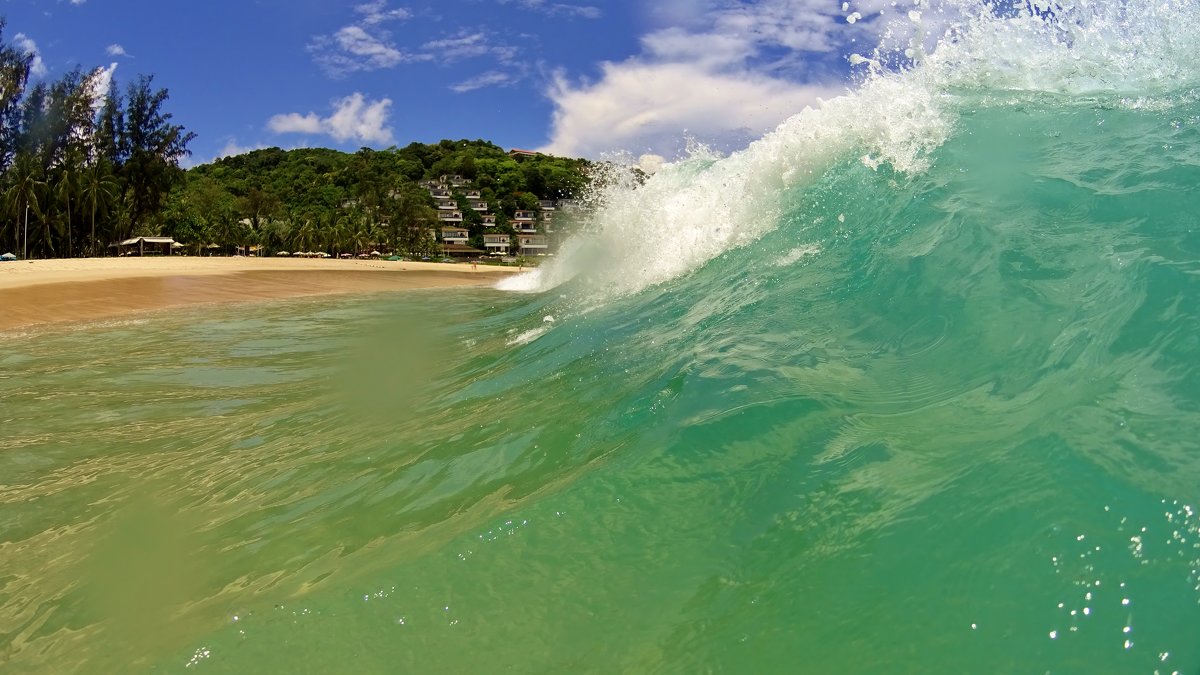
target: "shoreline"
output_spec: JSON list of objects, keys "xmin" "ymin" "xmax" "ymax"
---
[{"xmin": 0, "ymin": 257, "xmax": 519, "ymax": 332}]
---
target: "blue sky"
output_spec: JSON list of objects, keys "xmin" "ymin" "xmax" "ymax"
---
[{"xmin": 3, "ymin": 0, "xmax": 883, "ymax": 164}]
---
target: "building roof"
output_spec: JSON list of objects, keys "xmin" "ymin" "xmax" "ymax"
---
[
  {"xmin": 508, "ymin": 148, "xmax": 541, "ymax": 157},
  {"xmin": 119, "ymin": 237, "xmax": 177, "ymax": 246},
  {"xmin": 442, "ymin": 244, "xmax": 485, "ymax": 254}
]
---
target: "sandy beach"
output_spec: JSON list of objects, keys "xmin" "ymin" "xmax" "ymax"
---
[{"xmin": 0, "ymin": 257, "xmax": 518, "ymax": 331}]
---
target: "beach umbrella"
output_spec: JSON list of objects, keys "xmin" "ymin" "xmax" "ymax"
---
[
  {"xmin": 276, "ymin": 251, "xmax": 291, "ymax": 256},
  {"xmin": 370, "ymin": 250, "xmax": 381, "ymax": 257},
  {"xmin": 1, "ymin": 252, "xmax": 16, "ymax": 261}
]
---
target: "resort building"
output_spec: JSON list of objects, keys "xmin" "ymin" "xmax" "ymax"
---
[
  {"xmin": 513, "ymin": 210, "xmax": 537, "ymax": 233},
  {"xmin": 443, "ymin": 243, "xmax": 485, "ymax": 258},
  {"xmin": 418, "ymin": 170, "xmax": 574, "ymax": 260},
  {"xmin": 441, "ymin": 227, "xmax": 469, "ymax": 244},
  {"xmin": 483, "ymin": 233, "xmax": 510, "ymax": 255},
  {"xmin": 517, "ymin": 234, "xmax": 548, "ymax": 256}
]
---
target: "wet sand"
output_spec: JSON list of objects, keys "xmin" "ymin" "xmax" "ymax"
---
[{"xmin": 0, "ymin": 257, "xmax": 517, "ymax": 331}]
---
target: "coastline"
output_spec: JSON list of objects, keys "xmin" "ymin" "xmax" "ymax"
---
[{"xmin": 0, "ymin": 257, "xmax": 518, "ymax": 332}]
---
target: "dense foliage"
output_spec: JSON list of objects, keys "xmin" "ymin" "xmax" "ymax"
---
[
  {"xmin": 0, "ymin": 21, "xmax": 194, "ymax": 258},
  {"xmin": 176, "ymin": 141, "xmax": 592, "ymax": 257}
]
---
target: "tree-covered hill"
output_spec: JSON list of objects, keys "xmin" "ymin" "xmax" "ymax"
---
[{"xmin": 170, "ymin": 140, "xmax": 592, "ymax": 257}]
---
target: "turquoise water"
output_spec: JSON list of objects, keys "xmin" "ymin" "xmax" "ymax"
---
[{"xmin": 6, "ymin": 4, "xmax": 1200, "ymax": 672}]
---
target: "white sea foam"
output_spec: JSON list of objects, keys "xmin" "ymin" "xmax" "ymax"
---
[
  {"xmin": 506, "ymin": 326, "xmax": 549, "ymax": 346},
  {"xmin": 775, "ymin": 244, "xmax": 823, "ymax": 267},
  {"xmin": 509, "ymin": 0, "xmax": 1200, "ymax": 300}
]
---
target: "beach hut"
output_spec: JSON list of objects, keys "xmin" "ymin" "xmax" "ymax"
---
[{"xmin": 118, "ymin": 236, "xmax": 177, "ymax": 256}]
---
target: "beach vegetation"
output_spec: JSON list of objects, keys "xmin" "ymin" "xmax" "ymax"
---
[{"xmin": 0, "ymin": 21, "xmax": 195, "ymax": 259}]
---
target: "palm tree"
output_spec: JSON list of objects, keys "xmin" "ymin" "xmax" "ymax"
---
[
  {"xmin": 330, "ymin": 213, "xmax": 352, "ymax": 256},
  {"xmin": 4, "ymin": 154, "xmax": 45, "ymax": 258},
  {"xmin": 351, "ymin": 216, "xmax": 372, "ymax": 255},
  {"xmin": 292, "ymin": 218, "xmax": 317, "ymax": 253},
  {"xmin": 80, "ymin": 160, "xmax": 118, "ymax": 256},
  {"xmin": 54, "ymin": 159, "xmax": 81, "ymax": 256}
]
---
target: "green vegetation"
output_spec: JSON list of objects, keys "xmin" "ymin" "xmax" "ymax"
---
[
  {"xmin": 0, "ymin": 19, "xmax": 593, "ymax": 260},
  {"xmin": 0, "ymin": 21, "xmax": 194, "ymax": 258},
  {"xmin": 175, "ymin": 141, "xmax": 591, "ymax": 257}
]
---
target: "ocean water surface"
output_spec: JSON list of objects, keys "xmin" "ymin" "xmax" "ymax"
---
[{"xmin": 5, "ymin": 1, "xmax": 1200, "ymax": 672}]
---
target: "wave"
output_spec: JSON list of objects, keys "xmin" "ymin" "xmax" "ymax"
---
[{"xmin": 511, "ymin": 0, "xmax": 1200, "ymax": 302}]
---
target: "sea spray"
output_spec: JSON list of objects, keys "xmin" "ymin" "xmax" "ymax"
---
[{"xmin": 510, "ymin": 0, "xmax": 1200, "ymax": 302}]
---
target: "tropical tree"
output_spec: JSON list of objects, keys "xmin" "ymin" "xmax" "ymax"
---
[
  {"xmin": 3, "ymin": 152, "xmax": 43, "ymax": 257},
  {"xmin": 80, "ymin": 159, "xmax": 118, "ymax": 255},
  {"xmin": 119, "ymin": 75, "xmax": 196, "ymax": 236}
]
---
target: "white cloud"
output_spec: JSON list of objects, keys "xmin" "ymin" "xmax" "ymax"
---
[
  {"xmin": 216, "ymin": 139, "xmax": 267, "ymax": 160},
  {"xmin": 538, "ymin": 0, "xmax": 877, "ymax": 158},
  {"xmin": 309, "ymin": 2, "xmax": 421, "ymax": 76},
  {"xmin": 540, "ymin": 61, "xmax": 840, "ymax": 158},
  {"xmin": 498, "ymin": 0, "xmax": 602, "ymax": 19},
  {"xmin": 325, "ymin": 93, "xmax": 394, "ymax": 144},
  {"xmin": 422, "ymin": 31, "xmax": 518, "ymax": 64},
  {"xmin": 13, "ymin": 33, "xmax": 47, "ymax": 78},
  {"xmin": 355, "ymin": 0, "xmax": 411, "ymax": 25},
  {"xmin": 268, "ymin": 93, "xmax": 395, "ymax": 146},
  {"xmin": 105, "ymin": 44, "xmax": 130, "ymax": 58},
  {"xmin": 87, "ymin": 62, "xmax": 118, "ymax": 114},
  {"xmin": 268, "ymin": 112, "xmax": 323, "ymax": 135},
  {"xmin": 450, "ymin": 71, "xmax": 514, "ymax": 93},
  {"xmin": 334, "ymin": 26, "xmax": 405, "ymax": 67},
  {"xmin": 70, "ymin": 0, "xmax": 86, "ymax": 5}
]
